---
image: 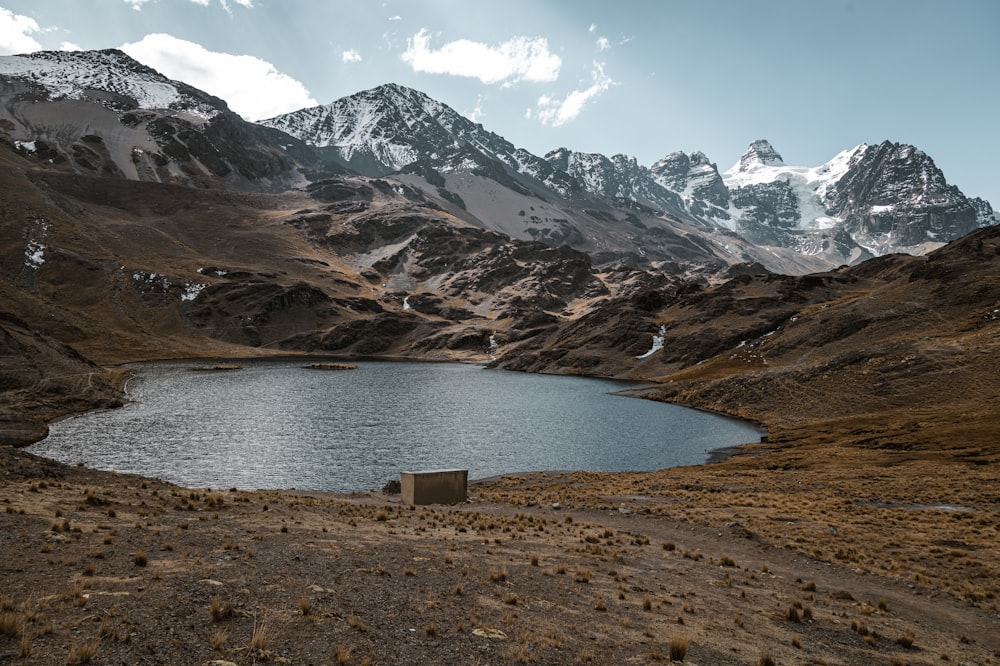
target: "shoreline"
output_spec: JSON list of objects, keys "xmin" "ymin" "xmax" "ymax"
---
[
  {"xmin": 21, "ymin": 355, "xmax": 766, "ymax": 493},
  {"xmin": 4, "ymin": 352, "xmax": 998, "ymax": 663}
]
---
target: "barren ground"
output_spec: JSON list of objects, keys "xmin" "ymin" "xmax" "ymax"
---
[{"xmin": 1, "ymin": 406, "xmax": 998, "ymax": 666}]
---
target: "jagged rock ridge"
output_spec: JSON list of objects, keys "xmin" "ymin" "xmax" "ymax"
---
[
  {"xmin": 1, "ymin": 51, "xmax": 994, "ymax": 270},
  {"xmin": 0, "ymin": 49, "xmax": 332, "ymax": 189},
  {"xmin": 262, "ymin": 84, "xmax": 995, "ymax": 263}
]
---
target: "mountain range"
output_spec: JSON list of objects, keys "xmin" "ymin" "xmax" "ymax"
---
[
  {"xmin": 257, "ymin": 82, "xmax": 996, "ymax": 268},
  {"xmin": 2, "ymin": 49, "xmax": 999, "ymax": 665},
  {"xmin": 2, "ymin": 49, "xmax": 995, "ymax": 276},
  {"xmin": 1, "ymin": 48, "xmax": 998, "ymax": 445}
]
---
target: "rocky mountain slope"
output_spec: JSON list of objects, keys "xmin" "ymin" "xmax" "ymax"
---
[
  {"xmin": 493, "ymin": 222, "xmax": 1000, "ymax": 444},
  {"xmin": 1, "ymin": 50, "xmax": 998, "ymax": 666},
  {"xmin": 5, "ymin": 51, "xmax": 992, "ymax": 276},
  {"xmin": 722, "ymin": 139, "xmax": 995, "ymax": 256},
  {"xmin": 0, "ymin": 49, "xmax": 337, "ymax": 190},
  {"xmin": 0, "ymin": 48, "xmax": 996, "ymax": 458},
  {"xmin": 262, "ymin": 85, "xmax": 996, "ymax": 267}
]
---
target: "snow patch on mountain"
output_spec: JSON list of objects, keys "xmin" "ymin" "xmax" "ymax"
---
[
  {"xmin": 0, "ymin": 50, "xmax": 220, "ymax": 118},
  {"xmin": 724, "ymin": 142, "xmax": 863, "ymax": 230},
  {"xmin": 22, "ymin": 219, "xmax": 49, "ymax": 270},
  {"xmin": 636, "ymin": 325, "xmax": 666, "ymax": 359},
  {"xmin": 260, "ymin": 84, "xmax": 476, "ymax": 171},
  {"xmin": 24, "ymin": 240, "xmax": 45, "ymax": 269}
]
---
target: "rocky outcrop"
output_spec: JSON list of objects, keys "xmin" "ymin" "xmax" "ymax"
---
[
  {"xmin": 545, "ymin": 149, "xmax": 687, "ymax": 214},
  {"xmin": 494, "ymin": 224, "xmax": 1000, "ymax": 414},
  {"xmin": 185, "ymin": 281, "xmax": 338, "ymax": 347},
  {"xmin": 649, "ymin": 151, "xmax": 731, "ymax": 222},
  {"xmin": 827, "ymin": 141, "xmax": 984, "ymax": 252},
  {"xmin": 0, "ymin": 311, "xmax": 122, "ymax": 445},
  {"xmin": 735, "ymin": 139, "xmax": 786, "ymax": 169},
  {"xmin": 0, "ymin": 49, "xmax": 325, "ymax": 189}
]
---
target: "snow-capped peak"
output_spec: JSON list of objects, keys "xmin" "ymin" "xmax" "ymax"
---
[
  {"xmin": 722, "ymin": 143, "xmax": 868, "ymax": 231},
  {"xmin": 0, "ymin": 49, "xmax": 223, "ymax": 119},
  {"xmin": 258, "ymin": 83, "xmax": 481, "ymax": 170},
  {"xmin": 728, "ymin": 139, "xmax": 785, "ymax": 173}
]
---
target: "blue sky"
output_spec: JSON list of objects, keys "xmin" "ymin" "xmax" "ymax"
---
[{"xmin": 1, "ymin": 0, "xmax": 997, "ymax": 206}]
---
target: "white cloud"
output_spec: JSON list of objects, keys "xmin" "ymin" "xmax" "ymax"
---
[
  {"xmin": 588, "ymin": 24, "xmax": 596, "ymax": 33},
  {"xmin": 192, "ymin": 0, "xmax": 254, "ymax": 11},
  {"xmin": 533, "ymin": 62, "xmax": 615, "ymax": 127},
  {"xmin": 465, "ymin": 95, "xmax": 486, "ymax": 124},
  {"xmin": 388, "ymin": 15, "xmax": 401, "ymax": 21},
  {"xmin": 0, "ymin": 7, "xmax": 43, "ymax": 54},
  {"xmin": 126, "ymin": 0, "xmax": 253, "ymax": 11},
  {"xmin": 120, "ymin": 33, "xmax": 317, "ymax": 120},
  {"xmin": 401, "ymin": 28, "xmax": 560, "ymax": 86},
  {"xmin": 59, "ymin": 42, "xmax": 83, "ymax": 52},
  {"xmin": 596, "ymin": 36, "xmax": 610, "ymax": 51},
  {"xmin": 342, "ymin": 49, "xmax": 362, "ymax": 64}
]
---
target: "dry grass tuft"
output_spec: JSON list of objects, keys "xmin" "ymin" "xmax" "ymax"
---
[
  {"xmin": 0, "ymin": 610, "xmax": 21, "ymax": 638},
  {"xmin": 249, "ymin": 618, "xmax": 270, "ymax": 652},
  {"xmin": 66, "ymin": 640, "xmax": 99, "ymax": 664},
  {"xmin": 210, "ymin": 597, "xmax": 233, "ymax": 622},
  {"xmin": 668, "ymin": 635, "xmax": 689, "ymax": 661},
  {"xmin": 210, "ymin": 629, "xmax": 227, "ymax": 651},
  {"xmin": 333, "ymin": 644, "xmax": 351, "ymax": 664},
  {"xmin": 298, "ymin": 596, "xmax": 312, "ymax": 616}
]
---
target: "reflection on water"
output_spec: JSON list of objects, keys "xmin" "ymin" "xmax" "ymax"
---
[{"xmin": 31, "ymin": 360, "xmax": 763, "ymax": 492}]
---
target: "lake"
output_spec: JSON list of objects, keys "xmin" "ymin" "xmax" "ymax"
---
[{"xmin": 30, "ymin": 360, "xmax": 763, "ymax": 492}]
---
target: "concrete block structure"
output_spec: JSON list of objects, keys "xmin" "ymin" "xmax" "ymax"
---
[{"xmin": 400, "ymin": 469, "xmax": 468, "ymax": 505}]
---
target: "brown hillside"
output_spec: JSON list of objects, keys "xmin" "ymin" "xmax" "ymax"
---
[{"xmin": 1, "ymin": 139, "xmax": 998, "ymax": 664}]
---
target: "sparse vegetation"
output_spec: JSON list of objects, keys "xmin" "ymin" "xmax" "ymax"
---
[
  {"xmin": 668, "ymin": 636, "xmax": 688, "ymax": 661},
  {"xmin": 333, "ymin": 644, "xmax": 351, "ymax": 664},
  {"xmin": 298, "ymin": 596, "xmax": 312, "ymax": 616},
  {"xmin": 210, "ymin": 629, "xmax": 228, "ymax": 650},
  {"xmin": 249, "ymin": 617, "xmax": 270, "ymax": 651},
  {"xmin": 0, "ymin": 404, "xmax": 995, "ymax": 665},
  {"xmin": 210, "ymin": 597, "xmax": 233, "ymax": 621},
  {"xmin": 65, "ymin": 640, "xmax": 98, "ymax": 664}
]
